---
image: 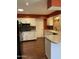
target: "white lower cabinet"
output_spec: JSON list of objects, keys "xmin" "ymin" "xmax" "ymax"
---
[
  {"xmin": 51, "ymin": 43, "xmax": 61, "ymax": 59},
  {"xmin": 45, "ymin": 38, "xmax": 61, "ymax": 59},
  {"xmin": 45, "ymin": 38, "xmax": 51, "ymax": 59},
  {"xmin": 22, "ymin": 31, "xmax": 36, "ymax": 41}
]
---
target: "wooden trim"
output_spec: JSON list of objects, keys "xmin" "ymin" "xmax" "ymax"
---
[
  {"xmin": 44, "ymin": 19, "xmax": 47, "ymax": 29},
  {"xmin": 37, "ymin": 37, "xmax": 45, "ymax": 39},
  {"xmin": 21, "ymin": 39, "xmax": 36, "ymax": 42},
  {"xmin": 17, "ymin": 14, "xmax": 48, "ymax": 18},
  {"xmin": 17, "ymin": 10, "xmax": 61, "ymax": 18},
  {"xmin": 48, "ymin": 10, "xmax": 61, "ymax": 17}
]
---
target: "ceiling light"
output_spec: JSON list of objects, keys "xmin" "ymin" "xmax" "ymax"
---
[
  {"xmin": 26, "ymin": 2, "xmax": 29, "ymax": 6},
  {"xmin": 18, "ymin": 9, "xmax": 24, "ymax": 12}
]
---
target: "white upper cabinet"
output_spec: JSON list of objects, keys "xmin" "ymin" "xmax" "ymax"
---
[
  {"xmin": 47, "ymin": 17, "xmax": 53, "ymax": 26},
  {"xmin": 17, "ymin": 18, "xmax": 36, "ymax": 26}
]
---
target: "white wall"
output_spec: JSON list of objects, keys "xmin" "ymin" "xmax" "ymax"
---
[{"xmin": 36, "ymin": 18, "xmax": 44, "ymax": 37}]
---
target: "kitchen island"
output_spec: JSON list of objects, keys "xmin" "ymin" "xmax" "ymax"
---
[{"xmin": 45, "ymin": 30, "xmax": 61, "ymax": 59}]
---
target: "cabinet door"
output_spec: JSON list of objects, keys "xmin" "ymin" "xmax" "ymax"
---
[
  {"xmin": 22, "ymin": 32, "xmax": 30, "ymax": 41},
  {"xmin": 45, "ymin": 39, "xmax": 51, "ymax": 59},
  {"xmin": 22, "ymin": 31, "xmax": 36, "ymax": 41},
  {"xmin": 32, "ymin": 31, "xmax": 36, "ymax": 39},
  {"xmin": 28, "ymin": 32, "xmax": 34, "ymax": 40}
]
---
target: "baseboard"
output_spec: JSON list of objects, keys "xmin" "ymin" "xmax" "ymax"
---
[
  {"xmin": 37, "ymin": 37, "xmax": 45, "ymax": 39},
  {"xmin": 21, "ymin": 39, "xmax": 37, "ymax": 42},
  {"xmin": 21, "ymin": 37, "xmax": 45, "ymax": 42}
]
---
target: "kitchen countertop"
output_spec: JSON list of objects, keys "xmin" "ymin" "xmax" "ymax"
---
[
  {"xmin": 45, "ymin": 30, "xmax": 61, "ymax": 43},
  {"xmin": 22, "ymin": 30, "xmax": 36, "ymax": 32}
]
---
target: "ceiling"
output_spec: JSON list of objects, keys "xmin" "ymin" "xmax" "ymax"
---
[{"xmin": 17, "ymin": 0, "xmax": 60, "ymax": 15}]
